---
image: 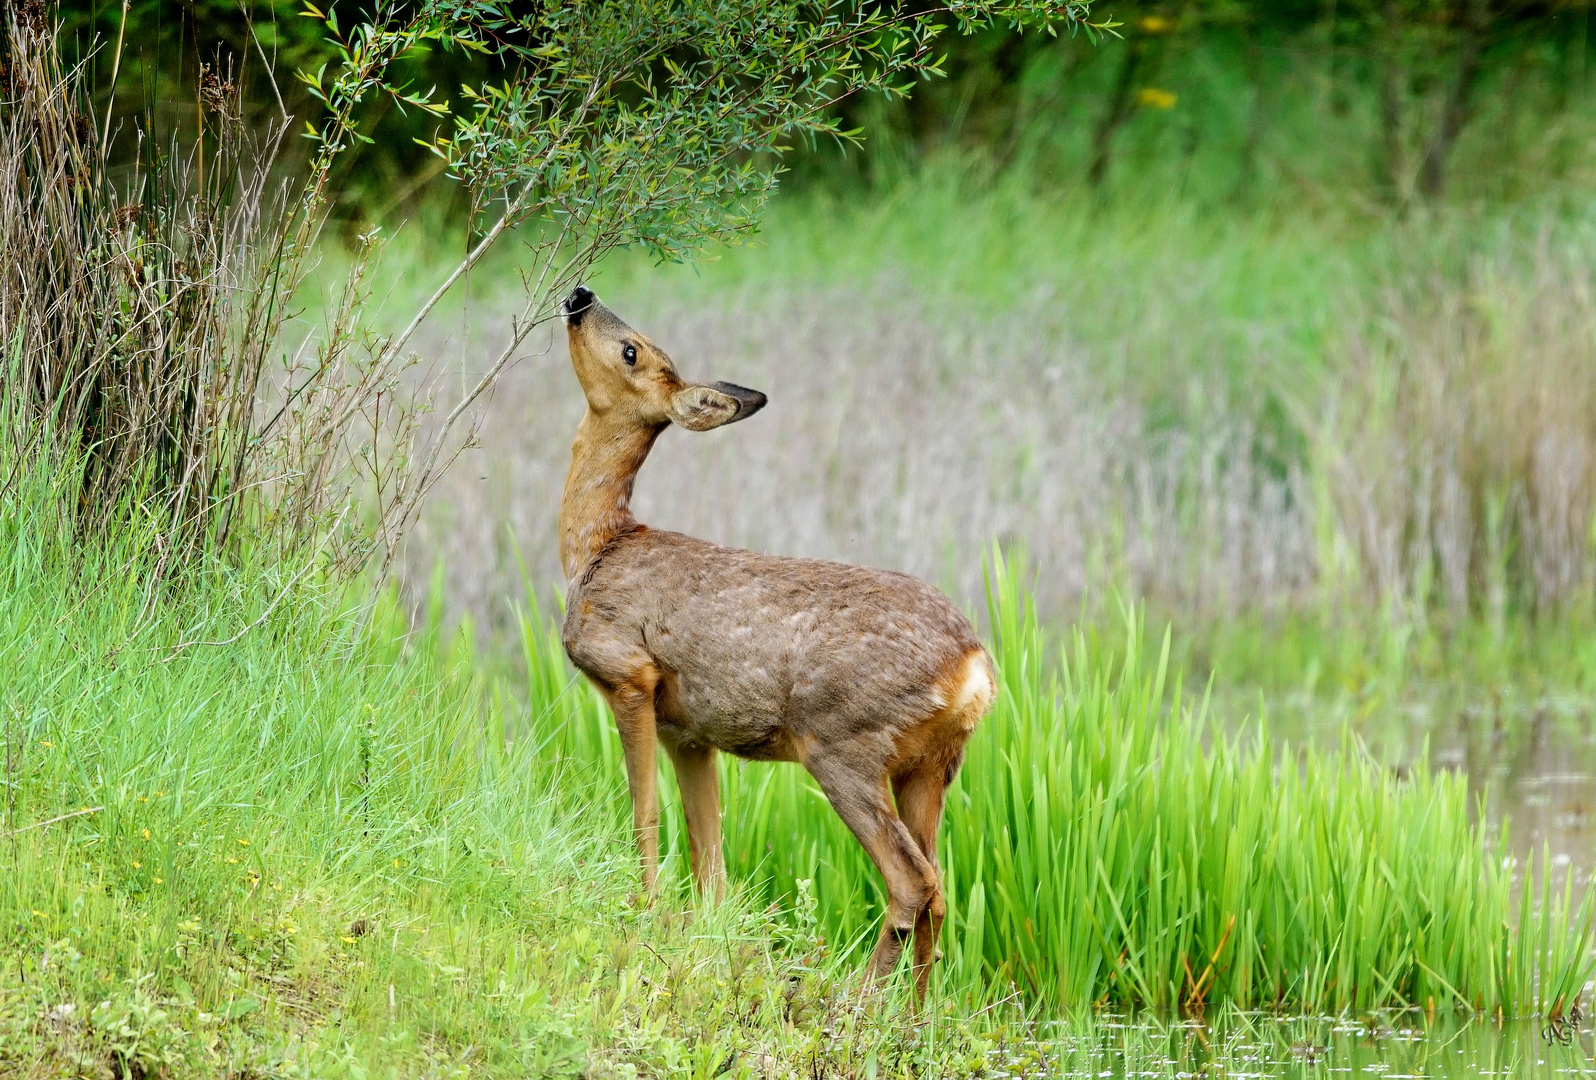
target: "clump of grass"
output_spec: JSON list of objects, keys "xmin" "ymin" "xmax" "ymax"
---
[
  {"xmin": 522, "ymin": 553, "xmax": 1596, "ymax": 1016},
  {"xmin": 0, "ymin": 11, "xmax": 429, "ymax": 572}
]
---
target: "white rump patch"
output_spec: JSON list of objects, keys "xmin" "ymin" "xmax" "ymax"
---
[{"xmin": 949, "ymin": 651, "xmax": 994, "ymax": 726}]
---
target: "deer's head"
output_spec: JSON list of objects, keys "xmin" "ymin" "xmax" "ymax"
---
[{"xmin": 562, "ymin": 286, "xmax": 766, "ymax": 432}]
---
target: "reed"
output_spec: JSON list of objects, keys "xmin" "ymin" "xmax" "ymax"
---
[{"xmin": 519, "ymin": 552, "xmax": 1596, "ymax": 1015}]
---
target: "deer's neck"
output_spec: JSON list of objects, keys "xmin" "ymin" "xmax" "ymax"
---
[{"xmin": 560, "ymin": 411, "xmax": 665, "ymax": 579}]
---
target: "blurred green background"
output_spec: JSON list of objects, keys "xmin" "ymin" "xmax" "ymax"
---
[{"xmin": 62, "ymin": 0, "xmax": 1596, "ymax": 216}]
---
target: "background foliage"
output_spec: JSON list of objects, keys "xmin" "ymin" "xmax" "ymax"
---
[
  {"xmin": 57, "ymin": 0, "xmax": 1596, "ymax": 220},
  {"xmin": 9, "ymin": 0, "xmax": 1089, "ymax": 572}
]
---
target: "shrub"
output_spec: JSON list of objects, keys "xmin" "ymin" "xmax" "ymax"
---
[{"xmin": 0, "ymin": 0, "xmax": 1096, "ymax": 575}]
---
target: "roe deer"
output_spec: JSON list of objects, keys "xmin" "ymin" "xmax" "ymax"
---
[{"xmin": 557, "ymin": 286, "xmax": 994, "ymax": 997}]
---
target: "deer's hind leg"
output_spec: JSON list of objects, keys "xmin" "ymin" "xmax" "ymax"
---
[
  {"xmin": 888, "ymin": 649, "xmax": 989, "ymax": 996},
  {"xmin": 893, "ymin": 759, "xmax": 960, "ymax": 1000},
  {"xmin": 802, "ymin": 749, "xmax": 939, "ymax": 987}
]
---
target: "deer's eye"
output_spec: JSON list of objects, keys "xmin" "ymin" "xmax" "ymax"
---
[{"xmin": 622, "ymin": 344, "xmax": 637, "ymax": 367}]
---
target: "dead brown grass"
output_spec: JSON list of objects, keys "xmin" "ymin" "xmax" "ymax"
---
[
  {"xmin": 0, "ymin": 16, "xmax": 427, "ymax": 570},
  {"xmin": 399, "ymin": 285, "xmax": 1315, "ymax": 631},
  {"xmin": 1317, "ymin": 238, "xmax": 1596, "ymax": 624},
  {"xmin": 401, "ymin": 245, "xmax": 1596, "ymax": 632}
]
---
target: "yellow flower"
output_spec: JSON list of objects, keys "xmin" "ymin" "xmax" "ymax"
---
[
  {"xmin": 393, "ymin": 859, "xmax": 401, "ymax": 868},
  {"xmin": 1135, "ymin": 87, "xmax": 1178, "ymax": 110},
  {"xmin": 226, "ymin": 856, "xmax": 239, "ymax": 864},
  {"xmin": 31, "ymin": 910, "xmax": 45, "ymax": 918},
  {"xmin": 132, "ymin": 861, "xmax": 141, "ymax": 869},
  {"xmin": 153, "ymin": 877, "xmax": 163, "ymax": 884},
  {"xmin": 38, "ymin": 740, "xmax": 52, "ymax": 748},
  {"xmin": 142, "ymin": 828, "xmax": 150, "ymax": 840},
  {"xmin": 1138, "ymin": 14, "xmax": 1175, "ymax": 33},
  {"xmin": 155, "ymin": 791, "xmax": 166, "ymax": 798},
  {"xmin": 138, "ymin": 796, "xmax": 147, "ymax": 803},
  {"xmin": 237, "ymin": 838, "xmax": 249, "ymax": 846},
  {"xmin": 341, "ymin": 936, "xmax": 358, "ymax": 944}
]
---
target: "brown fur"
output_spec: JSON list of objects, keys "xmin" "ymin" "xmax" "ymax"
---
[{"xmin": 556, "ymin": 287, "xmax": 994, "ymax": 998}]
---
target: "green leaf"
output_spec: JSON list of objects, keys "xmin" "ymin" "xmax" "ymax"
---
[{"xmin": 218, "ymin": 996, "xmax": 260, "ymax": 1021}]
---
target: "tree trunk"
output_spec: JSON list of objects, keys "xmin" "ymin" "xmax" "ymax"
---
[
  {"xmin": 1379, "ymin": 0, "xmax": 1408, "ymax": 199},
  {"xmin": 1232, "ymin": 25, "xmax": 1267, "ymax": 202},
  {"xmin": 1417, "ymin": 0, "xmax": 1491, "ymax": 200},
  {"xmin": 1088, "ymin": 37, "xmax": 1146, "ymax": 187}
]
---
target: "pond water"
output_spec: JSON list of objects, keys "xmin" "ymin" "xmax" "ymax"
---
[
  {"xmin": 1434, "ymin": 697, "xmax": 1596, "ymax": 889},
  {"xmin": 1219, "ymin": 685, "xmax": 1596, "ymax": 886},
  {"xmin": 1001, "ymin": 1013, "xmax": 1595, "ymax": 1079},
  {"xmin": 1068, "ymin": 686, "xmax": 1596, "ymax": 1078}
]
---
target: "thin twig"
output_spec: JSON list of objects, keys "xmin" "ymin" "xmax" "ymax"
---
[
  {"xmin": 246, "ymin": 9, "xmax": 290, "ymax": 123},
  {"xmin": 4, "ymin": 806, "xmax": 102, "ymax": 838},
  {"xmin": 970, "ymin": 989, "xmax": 1024, "ymax": 1018}
]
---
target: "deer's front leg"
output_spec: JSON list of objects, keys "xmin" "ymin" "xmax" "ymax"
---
[{"xmin": 605, "ymin": 667, "xmax": 662, "ymax": 896}]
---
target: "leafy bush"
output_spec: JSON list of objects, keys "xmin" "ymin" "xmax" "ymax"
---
[{"xmin": 1, "ymin": 0, "xmax": 1094, "ymax": 575}]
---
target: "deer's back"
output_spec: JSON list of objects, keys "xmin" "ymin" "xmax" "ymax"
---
[{"xmin": 563, "ymin": 528, "xmax": 985, "ymax": 761}]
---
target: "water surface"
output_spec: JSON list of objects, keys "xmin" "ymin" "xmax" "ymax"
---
[
  {"xmin": 1011, "ymin": 1013, "xmax": 1595, "ymax": 1079},
  {"xmin": 1216, "ymin": 685, "xmax": 1596, "ymax": 886}
]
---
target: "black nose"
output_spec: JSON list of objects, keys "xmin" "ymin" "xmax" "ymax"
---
[
  {"xmin": 563, "ymin": 286, "xmax": 596, "ymax": 327},
  {"xmin": 710, "ymin": 381, "xmax": 768, "ymax": 423}
]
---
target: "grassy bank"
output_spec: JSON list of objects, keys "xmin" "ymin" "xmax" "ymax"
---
[{"xmin": 0, "ymin": 486, "xmax": 980, "ymax": 1077}]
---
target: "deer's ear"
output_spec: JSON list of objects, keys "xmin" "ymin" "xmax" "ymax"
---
[{"xmin": 668, "ymin": 382, "xmax": 766, "ymax": 431}]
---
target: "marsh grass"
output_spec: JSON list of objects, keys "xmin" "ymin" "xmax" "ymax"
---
[
  {"xmin": 517, "ymin": 553, "xmax": 1596, "ymax": 1017},
  {"xmin": 401, "ymin": 176, "xmax": 1596, "ymax": 665},
  {"xmin": 0, "ymin": 11, "xmax": 438, "ymax": 576}
]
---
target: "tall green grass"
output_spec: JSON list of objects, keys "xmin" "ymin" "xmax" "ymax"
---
[{"xmin": 521, "ymin": 555, "xmax": 1596, "ymax": 1016}]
